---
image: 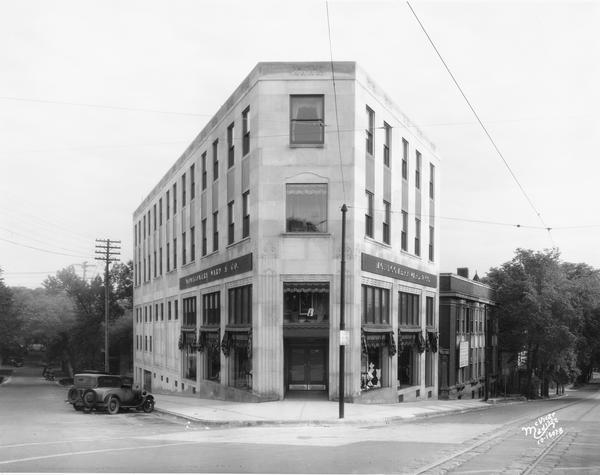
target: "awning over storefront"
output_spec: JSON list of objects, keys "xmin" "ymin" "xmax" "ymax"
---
[
  {"xmin": 283, "ymin": 282, "xmax": 329, "ymax": 293},
  {"xmin": 361, "ymin": 326, "xmax": 397, "ymax": 356},
  {"xmin": 221, "ymin": 325, "xmax": 252, "ymax": 358},
  {"xmin": 197, "ymin": 327, "xmax": 220, "ymax": 353},
  {"xmin": 398, "ymin": 329, "xmax": 426, "ymax": 353},
  {"xmin": 178, "ymin": 330, "xmax": 196, "ymax": 351}
]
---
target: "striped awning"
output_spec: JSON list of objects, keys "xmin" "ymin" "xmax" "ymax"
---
[
  {"xmin": 221, "ymin": 326, "xmax": 252, "ymax": 358},
  {"xmin": 283, "ymin": 282, "xmax": 329, "ymax": 293},
  {"xmin": 361, "ymin": 327, "xmax": 397, "ymax": 356},
  {"xmin": 198, "ymin": 327, "xmax": 220, "ymax": 353}
]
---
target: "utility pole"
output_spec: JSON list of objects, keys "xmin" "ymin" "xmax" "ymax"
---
[
  {"xmin": 339, "ymin": 204, "xmax": 347, "ymax": 418},
  {"xmin": 95, "ymin": 239, "xmax": 121, "ymax": 373},
  {"xmin": 76, "ymin": 261, "xmax": 93, "ymax": 281}
]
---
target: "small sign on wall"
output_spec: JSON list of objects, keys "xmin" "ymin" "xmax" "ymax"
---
[{"xmin": 340, "ymin": 330, "xmax": 350, "ymax": 346}]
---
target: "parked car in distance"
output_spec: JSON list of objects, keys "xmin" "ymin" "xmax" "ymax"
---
[{"xmin": 67, "ymin": 373, "xmax": 155, "ymax": 414}]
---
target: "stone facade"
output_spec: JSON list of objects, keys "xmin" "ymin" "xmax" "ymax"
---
[{"xmin": 133, "ymin": 62, "xmax": 441, "ymax": 402}]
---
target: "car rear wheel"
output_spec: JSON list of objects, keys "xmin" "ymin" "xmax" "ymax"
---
[
  {"xmin": 82, "ymin": 389, "xmax": 96, "ymax": 408},
  {"xmin": 107, "ymin": 396, "xmax": 120, "ymax": 415},
  {"xmin": 142, "ymin": 398, "xmax": 154, "ymax": 413}
]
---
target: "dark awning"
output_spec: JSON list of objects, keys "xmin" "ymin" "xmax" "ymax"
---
[
  {"xmin": 178, "ymin": 330, "xmax": 196, "ymax": 350},
  {"xmin": 221, "ymin": 326, "xmax": 252, "ymax": 357},
  {"xmin": 361, "ymin": 327, "xmax": 396, "ymax": 356},
  {"xmin": 398, "ymin": 330, "xmax": 426, "ymax": 353},
  {"xmin": 283, "ymin": 282, "xmax": 329, "ymax": 293},
  {"xmin": 198, "ymin": 327, "xmax": 220, "ymax": 353},
  {"xmin": 427, "ymin": 331, "xmax": 438, "ymax": 353}
]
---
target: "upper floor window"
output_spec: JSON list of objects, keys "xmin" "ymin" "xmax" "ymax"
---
[
  {"xmin": 173, "ymin": 183, "xmax": 177, "ymax": 215},
  {"xmin": 190, "ymin": 164, "xmax": 196, "ymax": 200},
  {"xmin": 401, "ymin": 210, "xmax": 408, "ymax": 251},
  {"xmin": 429, "ymin": 163, "xmax": 435, "ymax": 199},
  {"xmin": 290, "ymin": 95, "xmax": 324, "ymax": 145},
  {"xmin": 429, "ymin": 226, "xmax": 434, "ymax": 262},
  {"xmin": 286, "ymin": 183, "xmax": 327, "ymax": 232},
  {"xmin": 201, "ymin": 152, "xmax": 207, "ymax": 190},
  {"xmin": 159, "ymin": 198, "xmax": 163, "ymax": 226},
  {"xmin": 228, "ymin": 284, "xmax": 252, "ymax": 325},
  {"xmin": 242, "ymin": 106, "xmax": 250, "ymax": 155},
  {"xmin": 203, "ymin": 291, "xmax": 220, "ymax": 326},
  {"xmin": 415, "ymin": 218, "xmax": 421, "ymax": 257},
  {"xmin": 227, "ymin": 201, "xmax": 235, "ymax": 245},
  {"xmin": 383, "ymin": 122, "xmax": 391, "ymax": 167},
  {"xmin": 402, "ymin": 138, "xmax": 409, "ymax": 180},
  {"xmin": 213, "ymin": 139, "xmax": 219, "ymax": 181},
  {"xmin": 182, "ymin": 173, "xmax": 186, "ymax": 207},
  {"xmin": 362, "ymin": 285, "xmax": 389, "ymax": 325},
  {"xmin": 365, "ymin": 191, "xmax": 374, "ymax": 238},
  {"xmin": 242, "ymin": 191, "xmax": 250, "ymax": 238},
  {"xmin": 153, "ymin": 204, "xmax": 157, "ymax": 231},
  {"xmin": 166, "ymin": 190, "xmax": 170, "ymax": 220},
  {"xmin": 227, "ymin": 122, "xmax": 235, "ymax": 168},
  {"xmin": 399, "ymin": 292, "xmax": 420, "ymax": 326},
  {"xmin": 182, "ymin": 297, "xmax": 197, "ymax": 328},
  {"xmin": 383, "ymin": 200, "xmax": 390, "ymax": 244},
  {"xmin": 366, "ymin": 106, "xmax": 374, "ymax": 155},
  {"xmin": 415, "ymin": 151, "xmax": 421, "ymax": 189},
  {"xmin": 426, "ymin": 296, "xmax": 434, "ymax": 327}
]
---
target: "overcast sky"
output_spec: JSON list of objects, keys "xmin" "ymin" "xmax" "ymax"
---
[{"xmin": 1, "ymin": 0, "xmax": 599, "ymax": 288}]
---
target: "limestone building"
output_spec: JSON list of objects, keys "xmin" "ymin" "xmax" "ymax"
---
[{"xmin": 133, "ymin": 62, "xmax": 441, "ymax": 402}]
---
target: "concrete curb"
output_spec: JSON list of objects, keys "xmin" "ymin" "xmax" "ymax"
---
[{"xmin": 153, "ymin": 401, "xmax": 499, "ymax": 428}]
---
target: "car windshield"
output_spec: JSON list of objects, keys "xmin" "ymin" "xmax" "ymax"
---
[{"xmin": 97, "ymin": 376, "xmax": 122, "ymax": 387}]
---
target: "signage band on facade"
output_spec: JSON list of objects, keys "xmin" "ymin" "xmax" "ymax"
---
[
  {"xmin": 180, "ymin": 253, "xmax": 253, "ymax": 290},
  {"xmin": 361, "ymin": 253, "xmax": 437, "ymax": 288}
]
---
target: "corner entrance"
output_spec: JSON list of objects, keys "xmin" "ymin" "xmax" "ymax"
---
[{"xmin": 285, "ymin": 338, "xmax": 328, "ymax": 392}]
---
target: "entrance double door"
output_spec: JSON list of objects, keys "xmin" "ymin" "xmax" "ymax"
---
[{"xmin": 287, "ymin": 339, "xmax": 327, "ymax": 391}]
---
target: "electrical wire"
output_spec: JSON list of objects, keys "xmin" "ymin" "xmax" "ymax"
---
[
  {"xmin": 405, "ymin": 2, "xmax": 555, "ymax": 247},
  {"xmin": 325, "ymin": 0, "xmax": 347, "ymax": 203},
  {"xmin": 0, "ymin": 236, "xmax": 94, "ymax": 258}
]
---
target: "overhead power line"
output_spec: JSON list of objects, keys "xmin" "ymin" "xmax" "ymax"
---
[
  {"xmin": 0, "ymin": 236, "xmax": 93, "ymax": 258},
  {"xmin": 0, "ymin": 95, "xmax": 212, "ymax": 117},
  {"xmin": 406, "ymin": 2, "xmax": 554, "ymax": 246}
]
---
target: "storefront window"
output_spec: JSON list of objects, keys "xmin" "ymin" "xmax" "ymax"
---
[
  {"xmin": 201, "ymin": 291, "xmax": 220, "ymax": 382},
  {"xmin": 283, "ymin": 282, "xmax": 329, "ymax": 323},
  {"xmin": 286, "ymin": 183, "xmax": 327, "ymax": 233},
  {"xmin": 361, "ymin": 347, "xmax": 382, "ymax": 390},
  {"xmin": 399, "ymin": 345, "xmax": 419, "ymax": 387}
]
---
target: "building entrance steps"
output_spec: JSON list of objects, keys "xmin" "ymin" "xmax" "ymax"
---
[{"xmin": 152, "ymin": 391, "xmax": 513, "ymax": 427}]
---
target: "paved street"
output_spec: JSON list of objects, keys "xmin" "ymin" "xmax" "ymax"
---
[{"xmin": 1, "ymin": 361, "xmax": 599, "ymax": 473}]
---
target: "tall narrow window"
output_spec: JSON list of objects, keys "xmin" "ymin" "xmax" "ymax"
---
[
  {"xmin": 190, "ymin": 226, "xmax": 195, "ymax": 261},
  {"xmin": 201, "ymin": 218, "xmax": 207, "ymax": 256},
  {"xmin": 174, "ymin": 300, "xmax": 178, "ymax": 320},
  {"xmin": 429, "ymin": 226, "xmax": 434, "ymax": 262},
  {"xmin": 159, "ymin": 247, "xmax": 163, "ymax": 275},
  {"xmin": 242, "ymin": 191, "xmax": 249, "ymax": 238},
  {"xmin": 143, "ymin": 215, "xmax": 146, "ymax": 239},
  {"xmin": 383, "ymin": 122, "xmax": 391, "ymax": 167},
  {"xmin": 415, "ymin": 151, "xmax": 421, "ymax": 189},
  {"xmin": 159, "ymin": 198, "xmax": 163, "ymax": 226},
  {"xmin": 286, "ymin": 183, "xmax": 327, "ymax": 232},
  {"xmin": 366, "ymin": 106, "xmax": 374, "ymax": 155},
  {"xmin": 213, "ymin": 139, "xmax": 219, "ymax": 181},
  {"xmin": 153, "ymin": 250, "xmax": 157, "ymax": 277},
  {"xmin": 201, "ymin": 152, "xmax": 207, "ymax": 190},
  {"xmin": 290, "ymin": 95, "xmax": 324, "ymax": 145},
  {"xmin": 190, "ymin": 164, "xmax": 196, "ymax": 200},
  {"xmin": 166, "ymin": 242, "xmax": 170, "ymax": 272},
  {"xmin": 153, "ymin": 204, "xmax": 157, "ymax": 231},
  {"xmin": 401, "ymin": 211, "xmax": 408, "ymax": 251},
  {"xmin": 168, "ymin": 301, "xmax": 172, "ymax": 320},
  {"xmin": 426, "ymin": 296, "xmax": 434, "ymax": 327},
  {"xmin": 213, "ymin": 211, "xmax": 219, "ymax": 251},
  {"xmin": 402, "ymin": 138, "xmax": 408, "ymax": 180},
  {"xmin": 147, "ymin": 211, "xmax": 150, "ymax": 235},
  {"xmin": 173, "ymin": 183, "xmax": 177, "ymax": 215},
  {"xmin": 383, "ymin": 200, "xmax": 390, "ymax": 244},
  {"xmin": 182, "ymin": 231, "xmax": 186, "ymax": 265},
  {"xmin": 415, "ymin": 218, "xmax": 421, "ymax": 256},
  {"xmin": 365, "ymin": 191, "xmax": 373, "ymax": 238},
  {"xmin": 166, "ymin": 190, "xmax": 170, "ymax": 220},
  {"xmin": 399, "ymin": 292, "xmax": 420, "ymax": 326},
  {"xmin": 227, "ymin": 122, "xmax": 235, "ymax": 168},
  {"xmin": 182, "ymin": 173, "xmax": 186, "ymax": 207},
  {"xmin": 228, "ymin": 201, "xmax": 235, "ymax": 245},
  {"xmin": 429, "ymin": 163, "xmax": 435, "ymax": 199},
  {"xmin": 242, "ymin": 106, "xmax": 250, "ymax": 155},
  {"xmin": 173, "ymin": 238, "xmax": 177, "ymax": 269}
]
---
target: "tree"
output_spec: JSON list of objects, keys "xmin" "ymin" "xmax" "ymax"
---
[
  {"xmin": 0, "ymin": 267, "xmax": 22, "ymax": 360},
  {"xmin": 487, "ymin": 249, "xmax": 578, "ymax": 397}
]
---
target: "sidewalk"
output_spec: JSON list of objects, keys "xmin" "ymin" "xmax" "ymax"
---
[{"xmin": 152, "ymin": 392, "xmax": 514, "ymax": 427}]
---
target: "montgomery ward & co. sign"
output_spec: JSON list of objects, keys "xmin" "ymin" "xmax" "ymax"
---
[
  {"xmin": 361, "ymin": 253, "xmax": 437, "ymax": 288},
  {"xmin": 180, "ymin": 253, "xmax": 252, "ymax": 290}
]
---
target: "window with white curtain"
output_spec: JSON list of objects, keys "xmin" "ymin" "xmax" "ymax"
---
[{"xmin": 286, "ymin": 183, "xmax": 327, "ymax": 232}]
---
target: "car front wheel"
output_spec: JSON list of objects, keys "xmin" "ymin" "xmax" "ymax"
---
[
  {"xmin": 107, "ymin": 396, "xmax": 120, "ymax": 415},
  {"xmin": 142, "ymin": 398, "xmax": 154, "ymax": 413}
]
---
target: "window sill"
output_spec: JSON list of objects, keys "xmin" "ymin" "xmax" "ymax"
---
[
  {"xmin": 289, "ymin": 143, "xmax": 324, "ymax": 148},
  {"xmin": 282, "ymin": 232, "xmax": 331, "ymax": 238},
  {"xmin": 363, "ymin": 235, "xmax": 392, "ymax": 248}
]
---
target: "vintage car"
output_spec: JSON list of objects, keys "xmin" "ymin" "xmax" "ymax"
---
[{"xmin": 67, "ymin": 373, "xmax": 155, "ymax": 414}]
